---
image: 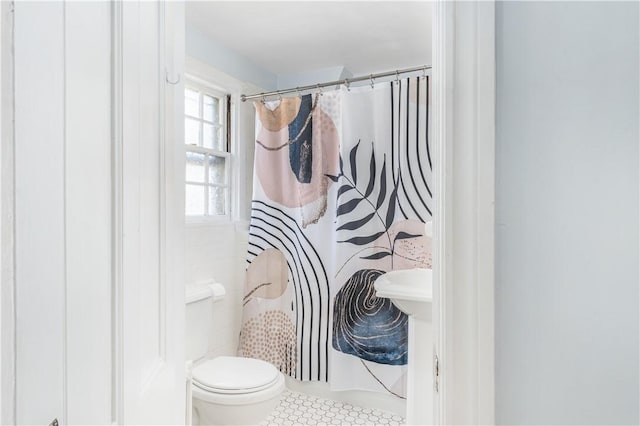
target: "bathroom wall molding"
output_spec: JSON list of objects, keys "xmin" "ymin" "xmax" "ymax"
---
[{"xmin": 432, "ymin": 1, "xmax": 495, "ymax": 424}]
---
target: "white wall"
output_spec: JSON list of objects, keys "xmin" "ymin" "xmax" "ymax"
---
[
  {"xmin": 187, "ymin": 27, "xmax": 277, "ymax": 91},
  {"xmin": 276, "ymin": 65, "xmax": 352, "ymax": 91},
  {"xmin": 184, "ymin": 57, "xmax": 259, "ymax": 358},
  {"xmin": 185, "ymin": 224, "xmax": 247, "ymax": 357},
  {"xmin": 495, "ymin": 2, "xmax": 639, "ymax": 424}
]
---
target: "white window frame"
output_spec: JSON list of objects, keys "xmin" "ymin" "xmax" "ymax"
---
[{"xmin": 184, "ymin": 78, "xmax": 232, "ymax": 223}]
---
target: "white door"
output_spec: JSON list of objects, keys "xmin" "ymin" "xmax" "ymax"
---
[
  {"xmin": 13, "ymin": 2, "xmax": 113, "ymax": 424},
  {"xmin": 117, "ymin": 2, "xmax": 185, "ymax": 424},
  {"xmin": 10, "ymin": 1, "xmax": 185, "ymax": 424}
]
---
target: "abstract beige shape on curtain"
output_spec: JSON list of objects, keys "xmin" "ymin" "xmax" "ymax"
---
[
  {"xmin": 238, "ymin": 310, "xmax": 297, "ymax": 376},
  {"xmin": 372, "ymin": 220, "xmax": 432, "ymax": 270},
  {"xmin": 254, "ymin": 107, "xmax": 340, "ymax": 227},
  {"xmin": 255, "ymin": 97, "xmax": 302, "ymax": 131},
  {"xmin": 243, "ymin": 248, "xmax": 289, "ymax": 304}
]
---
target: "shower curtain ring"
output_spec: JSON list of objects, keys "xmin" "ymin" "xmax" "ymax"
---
[
  {"xmin": 370, "ymin": 74, "xmax": 375, "ymax": 89},
  {"xmin": 316, "ymin": 83, "xmax": 323, "ymax": 96},
  {"xmin": 296, "ymin": 87, "xmax": 301, "ymax": 97},
  {"xmin": 344, "ymin": 79, "xmax": 350, "ymax": 92},
  {"xmin": 422, "ymin": 66, "xmax": 427, "ymax": 79},
  {"xmin": 261, "ymin": 94, "xmax": 266, "ymax": 104},
  {"xmin": 395, "ymin": 70, "xmax": 400, "ymax": 85}
]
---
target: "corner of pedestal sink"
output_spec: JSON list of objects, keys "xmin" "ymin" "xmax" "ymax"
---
[{"xmin": 373, "ymin": 268, "xmax": 432, "ymax": 321}]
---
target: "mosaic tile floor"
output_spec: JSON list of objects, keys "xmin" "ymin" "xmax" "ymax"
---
[{"xmin": 261, "ymin": 390, "xmax": 405, "ymax": 426}]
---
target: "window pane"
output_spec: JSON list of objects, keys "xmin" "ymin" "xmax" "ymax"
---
[
  {"xmin": 185, "ymin": 118, "xmax": 200, "ymax": 146},
  {"xmin": 203, "ymin": 123, "xmax": 224, "ymax": 151},
  {"xmin": 208, "ymin": 155, "xmax": 226, "ymax": 184},
  {"xmin": 186, "ymin": 152, "xmax": 205, "ymax": 183},
  {"xmin": 185, "ymin": 88, "xmax": 200, "ymax": 118},
  {"xmin": 185, "ymin": 184, "xmax": 205, "ymax": 216},
  {"xmin": 203, "ymin": 95, "xmax": 219, "ymax": 123},
  {"xmin": 208, "ymin": 186, "xmax": 226, "ymax": 215}
]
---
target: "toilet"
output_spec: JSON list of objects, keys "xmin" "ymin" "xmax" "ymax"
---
[{"xmin": 186, "ymin": 282, "xmax": 285, "ymax": 425}]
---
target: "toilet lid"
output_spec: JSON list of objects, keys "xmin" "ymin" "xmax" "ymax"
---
[{"xmin": 192, "ymin": 356, "xmax": 280, "ymax": 394}]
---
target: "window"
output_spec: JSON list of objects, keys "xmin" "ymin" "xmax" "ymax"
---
[{"xmin": 184, "ymin": 81, "xmax": 231, "ymax": 219}]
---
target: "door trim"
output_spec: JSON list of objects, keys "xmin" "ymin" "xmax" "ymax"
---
[
  {"xmin": 0, "ymin": 2, "xmax": 15, "ymax": 424},
  {"xmin": 111, "ymin": 2, "xmax": 186, "ymax": 423},
  {"xmin": 111, "ymin": 0, "xmax": 124, "ymax": 423},
  {"xmin": 432, "ymin": 1, "xmax": 496, "ymax": 424}
]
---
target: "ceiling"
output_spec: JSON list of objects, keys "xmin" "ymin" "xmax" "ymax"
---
[{"xmin": 185, "ymin": 1, "xmax": 432, "ymax": 76}]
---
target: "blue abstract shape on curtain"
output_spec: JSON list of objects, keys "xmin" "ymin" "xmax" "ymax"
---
[
  {"xmin": 332, "ymin": 269, "xmax": 408, "ymax": 365},
  {"xmin": 288, "ymin": 94, "xmax": 313, "ymax": 183}
]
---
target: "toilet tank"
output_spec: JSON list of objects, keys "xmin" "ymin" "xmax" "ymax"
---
[{"xmin": 185, "ymin": 281, "xmax": 225, "ymax": 362}]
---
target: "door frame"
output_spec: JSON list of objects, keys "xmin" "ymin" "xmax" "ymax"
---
[
  {"xmin": 432, "ymin": 1, "xmax": 496, "ymax": 424},
  {"xmin": 112, "ymin": 1, "xmax": 186, "ymax": 424},
  {"xmin": 0, "ymin": 1, "xmax": 14, "ymax": 424},
  {"xmin": 0, "ymin": 0, "xmax": 496, "ymax": 423}
]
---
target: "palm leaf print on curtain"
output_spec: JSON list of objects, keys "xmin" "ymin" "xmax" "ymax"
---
[{"xmin": 239, "ymin": 77, "xmax": 432, "ymax": 399}]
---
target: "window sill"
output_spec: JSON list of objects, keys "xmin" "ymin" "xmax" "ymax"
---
[{"xmin": 185, "ymin": 216, "xmax": 232, "ymax": 228}]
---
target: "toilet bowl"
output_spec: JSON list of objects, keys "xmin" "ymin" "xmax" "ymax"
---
[
  {"xmin": 191, "ymin": 356, "xmax": 285, "ymax": 425},
  {"xmin": 186, "ymin": 282, "xmax": 285, "ymax": 425}
]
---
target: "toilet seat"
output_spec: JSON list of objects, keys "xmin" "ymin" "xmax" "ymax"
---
[
  {"xmin": 192, "ymin": 356, "xmax": 281, "ymax": 395},
  {"xmin": 191, "ymin": 357, "xmax": 285, "ymax": 407},
  {"xmin": 193, "ymin": 376, "xmax": 280, "ymax": 395}
]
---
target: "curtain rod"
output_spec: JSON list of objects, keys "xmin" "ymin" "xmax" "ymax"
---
[{"xmin": 240, "ymin": 65, "xmax": 431, "ymax": 102}]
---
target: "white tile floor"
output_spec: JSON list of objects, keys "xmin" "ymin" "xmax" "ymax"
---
[{"xmin": 261, "ymin": 390, "xmax": 405, "ymax": 426}]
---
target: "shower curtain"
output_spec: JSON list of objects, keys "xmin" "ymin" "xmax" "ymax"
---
[{"xmin": 238, "ymin": 78, "xmax": 432, "ymax": 399}]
